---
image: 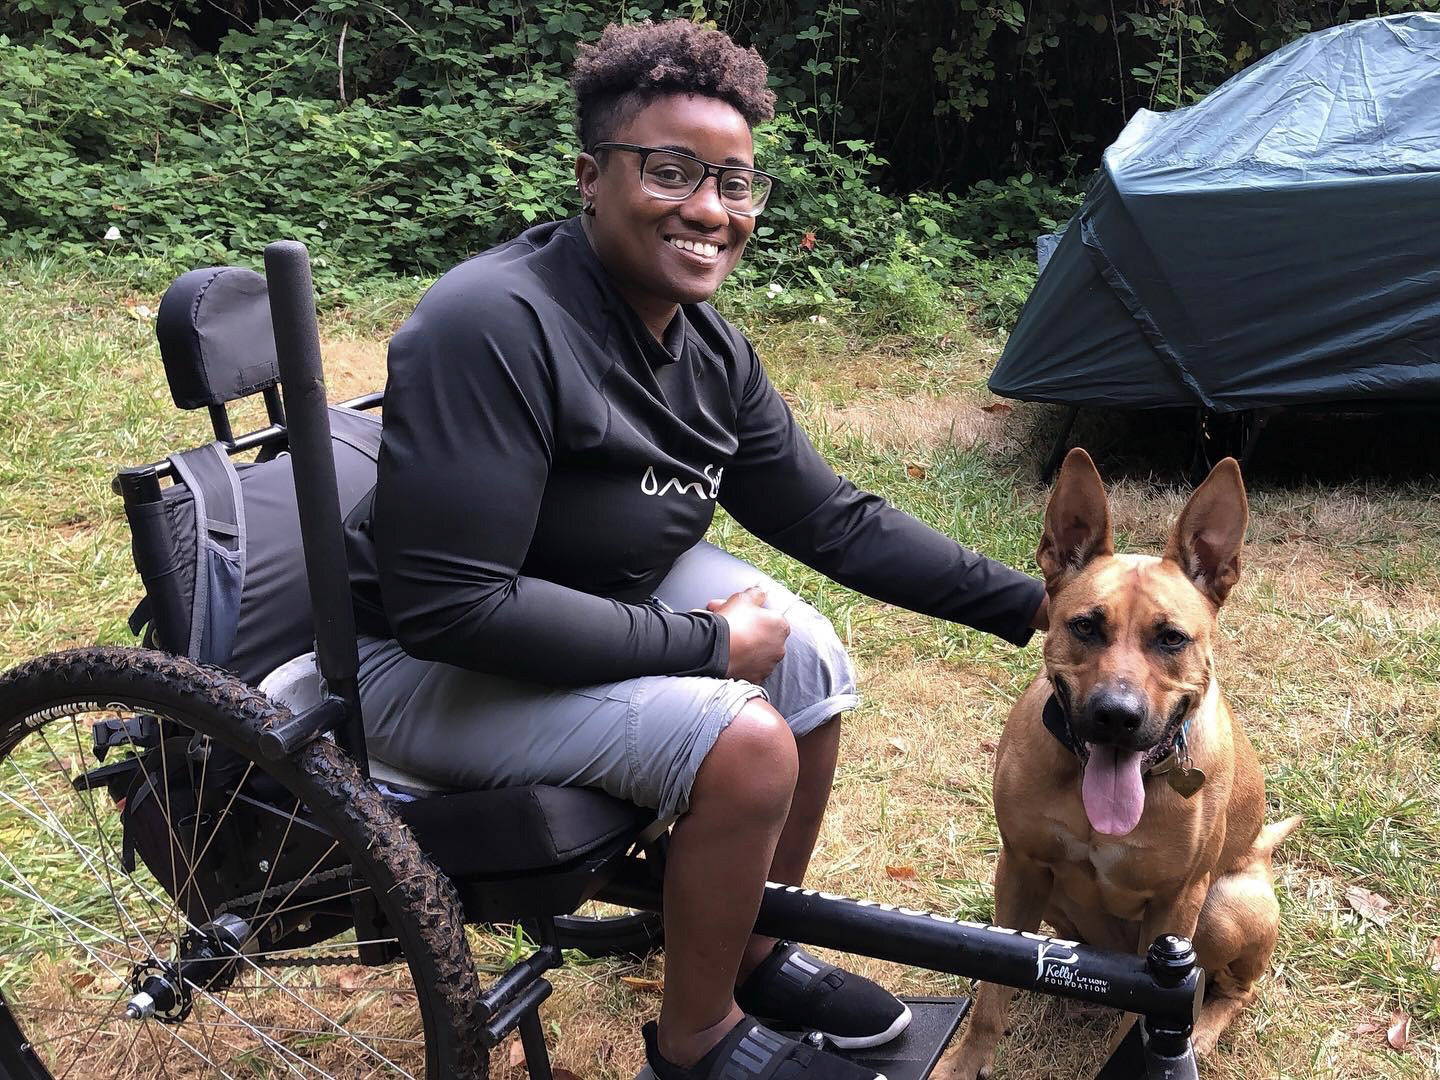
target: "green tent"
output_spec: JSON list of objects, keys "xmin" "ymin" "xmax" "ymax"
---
[{"xmin": 991, "ymin": 13, "xmax": 1440, "ymax": 417}]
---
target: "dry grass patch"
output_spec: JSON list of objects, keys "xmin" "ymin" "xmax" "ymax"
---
[
  {"xmin": 318, "ymin": 336, "xmax": 388, "ymax": 402},
  {"xmin": 824, "ymin": 392, "xmax": 1020, "ymax": 456},
  {"xmin": 3, "ymin": 271, "xmax": 1437, "ymax": 1077}
]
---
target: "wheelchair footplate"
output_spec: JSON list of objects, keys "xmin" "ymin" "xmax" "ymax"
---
[{"xmin": 635, "ymin": 996, "xmax": 970, "ymax": 1080}]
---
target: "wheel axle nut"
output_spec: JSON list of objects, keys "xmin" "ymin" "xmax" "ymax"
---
[{"xmin": 124, "ymin": 991, "xmax": 156, "ymax": 1021}]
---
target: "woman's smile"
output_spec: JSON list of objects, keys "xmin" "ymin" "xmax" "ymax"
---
[{"xmin": 664, "ymin": 233, "xmax": 726, "ymax": 261}]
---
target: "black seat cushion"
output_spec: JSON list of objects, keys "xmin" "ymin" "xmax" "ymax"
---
[{"xmin": 396, "ymin": 784, "xmax": 656, "ymax": 879}]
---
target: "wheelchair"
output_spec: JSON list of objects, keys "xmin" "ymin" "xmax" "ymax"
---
[{"xmin": 0, "ymin": 242, "xmax": 1204, "ymax": 1079}]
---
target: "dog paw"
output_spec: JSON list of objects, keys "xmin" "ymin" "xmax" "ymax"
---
[
  {"xmin": 934, "ymin": 1041, "xmax": 995, "ymax": 1080},
  {"xmin": 1191, "ymin": 1027, "xmax": 1220, "ymax": 1058}
]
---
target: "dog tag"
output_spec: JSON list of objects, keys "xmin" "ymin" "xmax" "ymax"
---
[
  {"xmin": 1149, "ymin": 750, "xmax": 1180, "ymax": 776},
  {"xmin": 1167, "ymin": 765, "xmax": 1206, "ymax": 798}
]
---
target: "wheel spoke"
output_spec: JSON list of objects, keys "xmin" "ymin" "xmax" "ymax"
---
[
  {"xmin": 1, "ymin": 751, "xmax": 168, "ymax": 956},
  {"xmin": 0, "ymin": 682, "xmax": 453, "ymax": 1077}
]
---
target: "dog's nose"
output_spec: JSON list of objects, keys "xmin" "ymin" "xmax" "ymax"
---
[{"xmin": 1086, "ymin": 685, "xmax": 1148, "ymax": 743}]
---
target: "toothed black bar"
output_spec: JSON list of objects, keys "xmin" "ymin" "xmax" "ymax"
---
[{"xmin": 599, "ymin": 863, "xmax": 1202, "ymax": 1032}]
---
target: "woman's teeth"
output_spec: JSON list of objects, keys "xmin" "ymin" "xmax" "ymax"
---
[{"xmin": 667, "ymin": 237, "xmax": 721, "ymax": 258}]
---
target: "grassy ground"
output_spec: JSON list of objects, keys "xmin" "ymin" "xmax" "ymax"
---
[{"xmin": 1, "ymin": 260, "xmax": 1437, "ymax": 1078}]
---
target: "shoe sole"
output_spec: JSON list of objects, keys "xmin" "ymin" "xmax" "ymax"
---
[
  {"xmin": 637, "ymin": 1064, "xmax": 889, "ymax": 1080},
  {"xmin": 816, "ymin": 1002, "xmax": 913, "ymax": 1050}
]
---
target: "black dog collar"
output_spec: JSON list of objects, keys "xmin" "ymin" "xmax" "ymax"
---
[{"xmin": 1042, "ymin": 693, "xmax": 1087, "ymax": 759}]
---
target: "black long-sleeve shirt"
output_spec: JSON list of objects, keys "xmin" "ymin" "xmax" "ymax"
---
[{"xmin": 346, "ymin": 217, "xmax": 1044, "ymax": 685}]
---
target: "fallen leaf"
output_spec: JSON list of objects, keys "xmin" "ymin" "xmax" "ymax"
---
[
  {"xmin": 509, "ymin": 1037, "xmax": 526, "ymax": 1068},
  {"xmin": 799, "ymin": 230, "xmax": 816, "ymax": 251},
  {"xmin": 905, "ymin": 462, "xmax": 927, "ymax": 480},
  {"xmin": 620, "ymin": 975, "xmax": 663, "ymax": 992},
  {"xmin": 885, "ymin": 865, "xmax": 918, "ymax": 880},
  {"xmin": 981, "ymin": 402, "xmax": 1013, "ymax": 415},
  {"xmin": 338, "ymin": 968, "xmax": 362, "ymax": 992},
  {"xmin": 887, "ymin": 736, "xmax": 909, "ymax": 754},
  {"xmin": 553, "ymin": 1070, "xmax": 585, "ymax": 1080},
  {"xmin": 980, "ymin": 739, "xmax": 999, "ymax": 753},
  {"xmin": 1386, "ymin": 1010, "xmax": 1410, "ymax": 1051},
  {"xmin": 1345, "ymin": 885, "xmax": 1393, "ymax": 926},
  {"xmin": 1427, "ymin": 937, "xmax": 1440, "ymax": 973},
  {"xmin": 1352, "ymin": 1020, "xmax": 1384, "ymax": 1037}
]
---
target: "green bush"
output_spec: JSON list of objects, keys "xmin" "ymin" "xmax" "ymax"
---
[
  {"xmin": 0, "ymin": 34, "xmax": 991, "ymax": 312},
  {"xmin": 7, "ymin": 0, "xmax": 1438, "ymax": 203},
  {"xmin": 951, "ymin": 174, "xmax": 1084, "ymax": 257},
  {"xmin": 957, "ymin": 253, "xmax": 1037, "ymax": 332}
]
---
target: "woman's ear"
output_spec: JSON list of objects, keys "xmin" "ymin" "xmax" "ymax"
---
[{"xmin": 575, "ymin": 153, "xmax": 600, "ymax": 206}]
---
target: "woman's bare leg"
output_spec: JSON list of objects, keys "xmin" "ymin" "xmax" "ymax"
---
[
  {"xmin": 657, "ymin": 699, "xmax": 799, "ymax": 1066},
  {"xmin": 740, "ymin": 716, "xmax": 841, "ymax": 978}
]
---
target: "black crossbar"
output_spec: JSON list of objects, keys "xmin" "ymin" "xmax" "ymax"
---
[{"xmin": 599, "ymin": 857, "xmax": 1202, "ymax": 1070}]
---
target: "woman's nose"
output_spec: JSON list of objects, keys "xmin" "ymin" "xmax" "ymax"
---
[{"xmin": 680, "ymin": 175, "xmax": 731, "ymax": 226}]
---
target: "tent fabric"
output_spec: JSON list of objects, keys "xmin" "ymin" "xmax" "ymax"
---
[{"xmin": 990, "ymin": 13, "xmax": 1440, "ymax": 412}]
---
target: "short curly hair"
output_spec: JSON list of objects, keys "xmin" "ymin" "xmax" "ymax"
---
[{"xmin": 571, "ymin": 20, "xmax": 776, "ymax": 152}]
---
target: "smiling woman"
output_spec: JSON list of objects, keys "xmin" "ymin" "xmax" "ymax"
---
[
  {"xmin": 571, "ymin": 21, "xmax": 776, "ymax": 338},
  {"xmin": 341, "ymin": 18, "xmax": 1048, "ymax": 1080},
  {"xmin": 578, "ymin": 93, "xmax": 761, "ymax": 336}
]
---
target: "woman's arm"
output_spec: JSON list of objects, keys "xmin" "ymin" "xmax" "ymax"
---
[{"xmin": 717, "ymin": 340, "xmax": 1046, "ymax": 646}]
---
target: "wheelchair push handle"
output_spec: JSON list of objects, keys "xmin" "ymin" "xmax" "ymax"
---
[{"xmin": 262, "ymin": 240, "xmax": 369, "ymax": 774}]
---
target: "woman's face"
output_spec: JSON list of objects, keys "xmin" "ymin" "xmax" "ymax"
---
[{"xmin": 577, "ymin": 93, "xmax": 757, "ymax": 315}]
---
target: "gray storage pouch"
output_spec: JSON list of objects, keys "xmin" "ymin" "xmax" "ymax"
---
[{"xmin": 168, "ymin": 443, "xmax": 247, "ymax": 666}]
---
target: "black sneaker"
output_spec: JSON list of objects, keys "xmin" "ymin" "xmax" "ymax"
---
[
  {"xmin": 735, "ymin": 941, "xmax": 912, "ymax": 1050},
  {"xmin": 641, "ymin": 1016, "xmax": 888, "ymax": 1080}
]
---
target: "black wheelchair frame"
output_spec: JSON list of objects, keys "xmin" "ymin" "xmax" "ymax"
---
[{"xmin": 4, "ymin": 241, "xmax": 1203, "ymax": 1079}]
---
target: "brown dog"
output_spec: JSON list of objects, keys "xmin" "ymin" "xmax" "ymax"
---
[{"xmin": 936, "ymin": 448, "xmax": 1299, "ymax": 1079}]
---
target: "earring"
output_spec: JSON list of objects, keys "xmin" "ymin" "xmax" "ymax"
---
[{"xmin": 583, "ymin": 202, "xmax": 596, "ymax": 216}]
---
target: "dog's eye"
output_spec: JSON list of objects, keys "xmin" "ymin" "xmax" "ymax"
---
[
  {"xmin": 1068, "ymin": 616, "xmax": 1098, "ymax": 639},
  {"xmin": 1158, "ymin": 628, "xmax": 1190, "ymax": 650}
]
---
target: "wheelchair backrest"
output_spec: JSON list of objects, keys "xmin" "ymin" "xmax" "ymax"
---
[
  {"xmin": 128, "ymin": 268, "xmax": 383, "ymax": 687},
  {"xmin": 156, "ymin": 266, "xmax": 282, "ymax": 410}
]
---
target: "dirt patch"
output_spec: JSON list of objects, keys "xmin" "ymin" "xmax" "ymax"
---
[
  {"xmin": 319, "ymin": 337, "xmax": 388, "ymax": 402},
  {"xmin": 824, "ymin": 392, "xmax": 1020, "ymax": 453}
]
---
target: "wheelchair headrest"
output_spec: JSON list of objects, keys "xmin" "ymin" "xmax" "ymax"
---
[{"xmin": 156, "ymin": 267, "xmax": 281, "ymax": 410}]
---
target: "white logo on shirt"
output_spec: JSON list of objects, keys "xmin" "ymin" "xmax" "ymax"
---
[{"xmin": 641, "ymin": 464, "xmax": 723, "ymax": 500}]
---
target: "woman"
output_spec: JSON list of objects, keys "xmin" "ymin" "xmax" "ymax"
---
[{"xmin": 346, "ymin": 20, "xmax": 1048, "ymax": 1080}]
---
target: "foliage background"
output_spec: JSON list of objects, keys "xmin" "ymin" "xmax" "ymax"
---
[{"xmin": 3, "ymin": 1, "xmax": 1439, "ymax": 316}]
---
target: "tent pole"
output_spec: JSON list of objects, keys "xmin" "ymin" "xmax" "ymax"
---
[{"xmin": 1040, "ymin": 405, "xmax": 1081, "ymax": 483}]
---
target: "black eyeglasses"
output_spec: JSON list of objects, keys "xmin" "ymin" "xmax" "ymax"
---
[{"xmin": 592, "ymin": 143, "xmax": 777, "ymax": 217}]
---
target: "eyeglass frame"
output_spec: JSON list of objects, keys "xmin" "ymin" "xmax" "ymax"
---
[{"xmin": 590, "ymin": 142, "xmax": 778, "ymax": 217}]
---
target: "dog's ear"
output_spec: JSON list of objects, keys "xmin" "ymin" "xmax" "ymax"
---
[
  {"xmin": 1037, "ymin": 448, "xmax": 1113, "ymax": 591},
  {"xmin": 1165, "ymin": 457, "xmax": 1248, "ymax": 607}
]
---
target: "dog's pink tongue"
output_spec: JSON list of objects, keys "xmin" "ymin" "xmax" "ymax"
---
[{"xmin": 1082, "ymin": 745, "xmax": 1146, "ymax": 836}]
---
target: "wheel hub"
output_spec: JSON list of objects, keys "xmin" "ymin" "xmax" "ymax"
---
[{"xmin": 123, "ymin": 913, "xmax": 250, "ymax": 1024}]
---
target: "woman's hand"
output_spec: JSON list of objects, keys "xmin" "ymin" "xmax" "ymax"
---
[
  {"xmin": 708, "ymin": 586, "xmax": 790, "ymax": 684},
  {"xmin": 1030, "ymin": 593, "xmax": 1050, "ymax": 632}
]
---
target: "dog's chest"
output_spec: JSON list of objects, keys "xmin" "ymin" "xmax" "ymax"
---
[{"xmin": 1048, "ymin": 826, "xmax": 1152, "ymax": 922}]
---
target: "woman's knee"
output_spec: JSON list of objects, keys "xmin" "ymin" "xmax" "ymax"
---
[{"xmin": 691, "ymin": 698, "xmax": 798, "ymax": 818}]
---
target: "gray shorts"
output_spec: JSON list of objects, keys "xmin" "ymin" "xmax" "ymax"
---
[{"xmin": 353, "ymin": 542, "xmax": 859, "ymax": 819}]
